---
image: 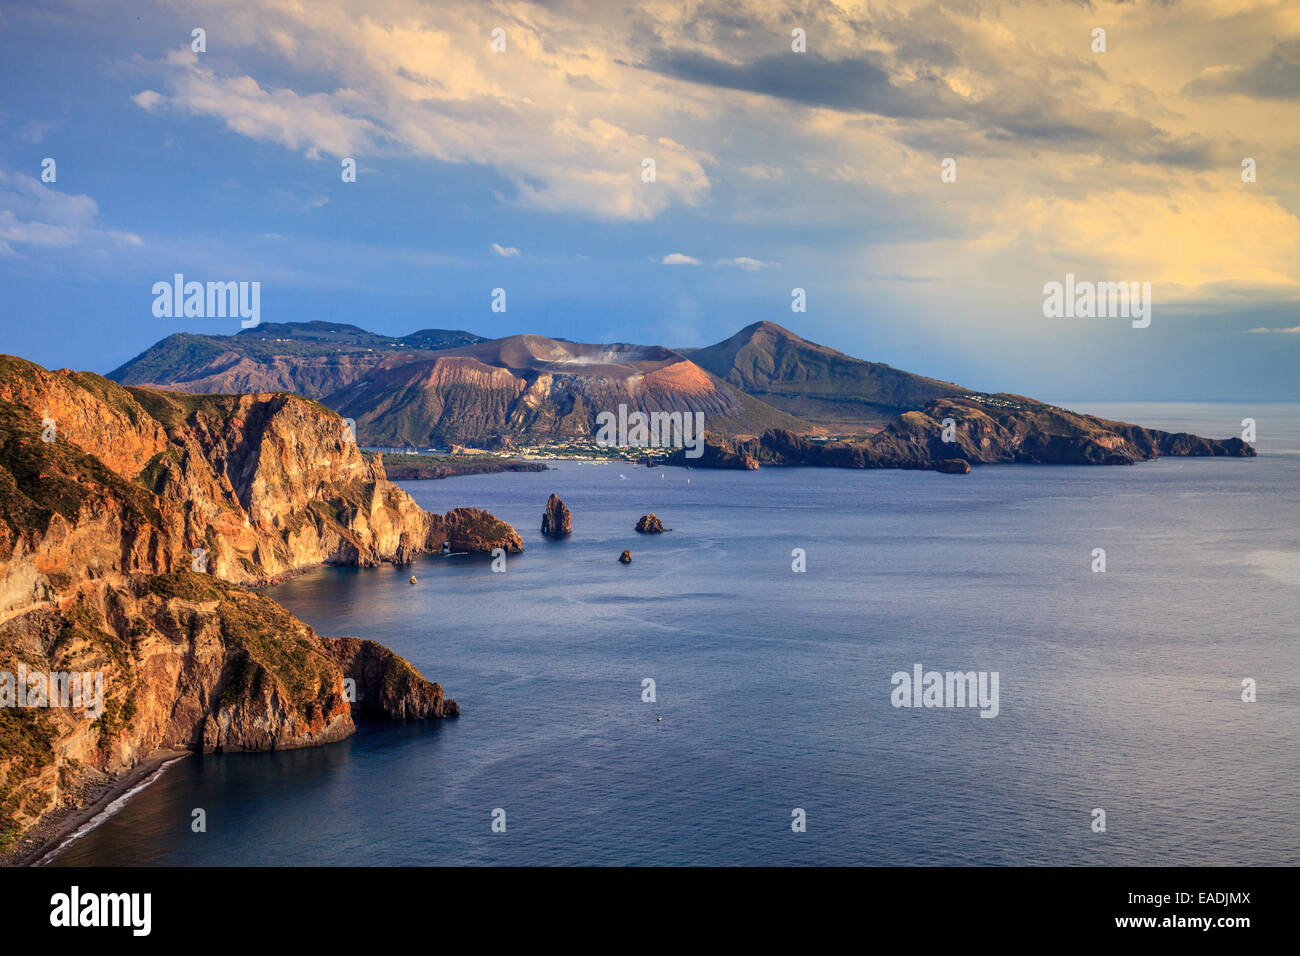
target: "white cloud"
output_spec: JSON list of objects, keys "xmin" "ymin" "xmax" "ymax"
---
[
  {"xmin": 661, "ymin": 253, "xmax": 701, "ymax": 265},
  {"xmin": 128, "ymin": 3, "xmax": 713, "ymax": 221},
  {"xmin": 0, "ymin": 169, "xmax": 142, "ymax": 251},
  {"xmin": 491, "ymin": 242, "xmax": 520, "ymax": 258},
  {"xmin": 716, "ymin": 256, "xmax": 777, "ymax": 271},
  {"xmin": 135, "ymin": 65, "xmax": 382, "ymax": 160},
  {"xmin": 1247, "ymin": 326, "xmax": 1300, "ymax": 333},
  {"xmin": 132, "ymin": 90, "xmax": 164, "ymax": 111}
]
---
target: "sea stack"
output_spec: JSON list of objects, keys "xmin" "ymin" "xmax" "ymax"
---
[
  {"xmin": 541, "ymin": 493, "xmax": 572, "ymax": 535},
  {"xmin": 619, "ymin": 550, "xmax": 632, "ymax": 563},
  {"xmin": 635, "ymin": 513, "xmax": 667, "ymax": 533},
  {"xmin": 934, "ymin": 458, "xmax": 972, "ymax": 474}
]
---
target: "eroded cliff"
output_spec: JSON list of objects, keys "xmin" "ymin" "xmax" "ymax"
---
[{"xmin": 0, "ymin": 354, "xmax": 521, "ymax": 858}]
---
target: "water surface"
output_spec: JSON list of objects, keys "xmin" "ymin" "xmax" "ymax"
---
[{"xmin": 51, "ymin": 403, "xmax": 1300, "ymax": 866}]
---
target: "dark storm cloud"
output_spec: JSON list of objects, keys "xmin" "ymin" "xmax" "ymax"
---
[
  {"xmin": 645, "ymin": 48, "xmax": 965, "ymax": 118},
  {"xmin": 645, "ymin": 43, "xmax": 1219, "ymax": 171}
]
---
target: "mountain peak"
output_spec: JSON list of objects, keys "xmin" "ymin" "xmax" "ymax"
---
[
  {"xmin": 737, "ymin": 320, "xmax": 802, "ymax": 340},
  {"xmin": 687, "ymin": 322, "xmax": 967, "ymax": 431}
]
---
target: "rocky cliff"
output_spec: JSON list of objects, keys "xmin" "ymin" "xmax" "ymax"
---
[
  {"xmin": 0, "ymin": 355, "xmax": 521, "ymax": 602},
  {"xmin": 0, "ymin": 354, "xmax": 520, "ymax": 859},
  {"xmin": 323, "ymin": 637, "xmax": 458, "ymax": 719}
]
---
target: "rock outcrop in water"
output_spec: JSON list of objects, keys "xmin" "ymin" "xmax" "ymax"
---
[
  {"xmin": 541, "ymin": 493, "xmax": 572, "ymax": 536},
  {"xmin": 0, "ymin": 354, "xmax": 513, "ymax": 859},
  {"xmin": 934, "ymin": 458, "xmax": 972, "ymax": 474},
  {"xmin": 619, "ymin": 550, "xmax": 632, "ymax": 563},
  {"xmin": 635, "ymin": 514, "xmax": 667, "ymax": 533},
  {"xmin": 322, "ymin": 637, "xmax": 458, "ymax": 718},
  {"xmin": 443, "ymin": 508, "xmax": 523, "ymax": 553}
]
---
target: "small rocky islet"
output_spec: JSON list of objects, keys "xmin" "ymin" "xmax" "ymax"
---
[
  {"xmin": 635, "ymin": 513, "xmax": 668, "ymax": 533},
  {"xmin": 541, "ymin": 493, "xmax": 572, "ymax": 536}
]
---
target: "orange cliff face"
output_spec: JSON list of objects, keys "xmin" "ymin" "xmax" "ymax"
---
[
  {"xmin": 0, "ymin": 355, "xmax": 522, "ymax": 598},
  {"xmin": 0, "ymin": 354, "xmax": 519, "ymax": 859}
]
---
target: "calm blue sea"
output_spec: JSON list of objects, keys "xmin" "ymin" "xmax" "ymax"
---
[{"xmin": 48, "ymin": 403, "xmax": 1300, "ymax": 866}]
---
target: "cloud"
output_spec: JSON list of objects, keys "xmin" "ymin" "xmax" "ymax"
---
[
  {"xmin": 716, "ymin": 256, "xmax": 777, "ymax": 271},
  {"xmin": 0, "ymin": 169, "xmax": 142, "ymax": 251},
  {"xmin": 129, "ymin": 5, "xmax": 713, "ymax": 221},
  {"xmin": 647, "ymin": 49, "xmax": 963, "ymax": 119},
  {"xmin": 79, "ymin": 0, "xmax": 1300, "ymax": 313},
  {"xmin": 132, "ymin": 90, "xmax": 164, "ymax": 111},
  {"xmin": 662, "ymin": 253, "xmax": 702, "ymax": 265},
  {"xmin": 1247, "ymin": 326, "xmax": 1300, "ymax": 333},
  {"xmin": 134, "ymin": 64, "xmax": 383, "ymax": 160},
  {"xmin": 1185, "ymin": 40, "xmax": 1300, "ymax": 100},
  {"xmin": 492, "ymin": 242, "xmax": 520, "ymax": 258}
]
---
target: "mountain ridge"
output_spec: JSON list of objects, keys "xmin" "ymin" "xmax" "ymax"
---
[
  {"xmin": 105, "ymin": 321, "xmax": 1254, "ymax": 463},
  {"xmin": 681, "ymin": 320, "xmax": 968, "ymax": 431}
]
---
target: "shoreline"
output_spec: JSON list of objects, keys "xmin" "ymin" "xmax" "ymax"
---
[{"xmin": 4, "ymin": 750, "xmax": 190, "ymax": 868}]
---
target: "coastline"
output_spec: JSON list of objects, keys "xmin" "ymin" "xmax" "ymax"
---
[{"xmin": 3, "ymin": 750, "xmax": 190, "ymax": 868}]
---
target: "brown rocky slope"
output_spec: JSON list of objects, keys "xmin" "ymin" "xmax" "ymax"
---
[{"xmin": 0, "ymin": 354, "xmax": 520, "ymax": 858}]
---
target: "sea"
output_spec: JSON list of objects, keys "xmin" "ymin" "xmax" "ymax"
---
[{"xmin": 46, "ymin": 403, "xmax": 1300, "ymax": 866}]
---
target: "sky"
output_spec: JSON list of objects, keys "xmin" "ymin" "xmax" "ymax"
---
[{"xmin": 1, "ymin": 0, "xmax": 1298, "ymax": 400}]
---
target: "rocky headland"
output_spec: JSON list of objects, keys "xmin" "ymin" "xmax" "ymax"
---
[
  {"xmin": 0, "ymin": 354, "xmax": 521, "ymax": 861},
  {"xmin": 375, "ymin": 453, "xmax": 548, "ymax": 481},
  {"xmin": 665, "ymin": 394, "xmax": 1254, "ymax": 471}
]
